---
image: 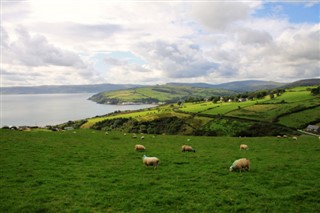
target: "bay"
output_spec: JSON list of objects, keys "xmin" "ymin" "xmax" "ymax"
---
[{"xmin": 1, "ymin": 93, "xmax": 155, "ymax": 127}]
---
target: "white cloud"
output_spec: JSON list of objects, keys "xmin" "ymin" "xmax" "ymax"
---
[
  {"xmin": 192, "ymin": 1, "xmax": 251, "ymax": 31},
  {"xmin": 1, "ymin": 1, "xmax": 319, "ymax": 86}
]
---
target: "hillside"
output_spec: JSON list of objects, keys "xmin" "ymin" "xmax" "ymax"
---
[
  {"xmin": 88, "ymin": 85, "xmax": 236, "ymax": 105},
  {"xmin": 73, "ymin": 85, "xmax": 320, "ymax": 137},
  {"xmin": 282, "ymin": 78, "xmax": 320, "ymax": 88}
]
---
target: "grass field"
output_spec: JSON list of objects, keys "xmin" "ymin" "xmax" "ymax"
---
[
  {"xmin": 1, "ymin": 129, "xmax": 320, "ymax": 212},
  {"xmin": 278, "ymin": 106, "xmax": 320, "ymax": 128}
]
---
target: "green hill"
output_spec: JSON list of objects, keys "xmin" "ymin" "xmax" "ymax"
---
[
  {"xmin": 89, "ymin": 85, "xmax": 236, "ymax": 104},
  {"xmin": 76, "ymin": 85, "xmax": 320, "ymax": 137}
]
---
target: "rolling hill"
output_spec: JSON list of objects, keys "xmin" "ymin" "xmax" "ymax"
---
[
  {"xmin": 88, "ymin": 85, "xmax": 236, "ymax": 105},
  {"xmin": 74, "ymin": 85, "xmax": 320, "ymax": 137}
]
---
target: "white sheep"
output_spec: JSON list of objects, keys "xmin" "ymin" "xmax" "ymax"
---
[
  {"xmin": 240, "ymin": 144, "xmax": 249, "ymax": 150},
  {"xmin": 292, "ymin": 136, "xmax": 298, "ymax": 140},
  {"xmin": 229, "ymin": 158, "xmax": 250, "ymax": 172},
  {"xmin": 181, "ymin": 145, "xmax": 196, "ymax": 152},
  {"xmin": 143, "ymin": 155, "xmax": 160, "ymax": 169},
  {"xmin": 141, "ymin": 136, "xmax": 145, "ymax": 140},
  {"xmin": 135, "ymin": 144, "xmax": 146, "ymax": 151}
]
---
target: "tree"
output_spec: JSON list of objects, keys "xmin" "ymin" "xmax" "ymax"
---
[
  {"xmin": 311, "ymin": 86, "xmax": 320, "ymax": 95},
  {"xmin": 270, "ymin": 93, "xmax": 275, "ymax": 99}
]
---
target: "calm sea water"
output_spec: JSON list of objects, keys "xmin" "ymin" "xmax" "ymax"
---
[{"xmin": 1, "ymin": 93, "xmax": 155, "ymax": 127}]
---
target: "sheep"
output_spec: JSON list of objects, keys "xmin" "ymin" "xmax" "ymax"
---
[
  {"xmin": 181, "ymin": 145, "xmax": 196, "ymax": 152},
  {"xmin": 140, "ymin": 136, "xmax": 145, "ymax": 140},
  {"xmin": 135, "ymin": 144, "xmax": 146, "ymax": 151},
  {"xmin": 132, "ymin": 134, "xmax": 137, "ymax": 138},
  {"xmin": 292, "ymin": 136, "xmax": 298, "ymax": 140},
  {"xmin": 240, "ymin": 144, "xmax": 249, "ymax": 150},
  {"xmin": 143, "ymin": 155, "xmax": 160, "ymax": 169},
  {"xmin": 229, "ymin": 158, "xmax": 250, "ymax": 172}
]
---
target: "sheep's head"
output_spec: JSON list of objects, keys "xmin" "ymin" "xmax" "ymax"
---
[
  {"xmin": 143, "ymin": 155, "xmax": 147, "ymax": 159},
  {"xmin": 229, "ymin": 166, "xmax": 234, "ymax": 172}
]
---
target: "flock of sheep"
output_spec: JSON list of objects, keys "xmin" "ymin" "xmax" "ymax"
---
[{"xmin": 134, "ymin": 141, "xmax": 251, "ymax": 172}]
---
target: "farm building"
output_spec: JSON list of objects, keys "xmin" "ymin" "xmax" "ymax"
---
[{"xmin": 306, "ymin": 125, "xmax": 320, "ymax": 134}]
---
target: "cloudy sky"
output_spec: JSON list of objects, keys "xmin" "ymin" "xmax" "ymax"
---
[{"xmin": 1, "ymin": 0, "xmax": 319, "ymax": 87}]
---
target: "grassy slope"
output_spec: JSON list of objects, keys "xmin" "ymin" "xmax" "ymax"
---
[
  {"xmin": 81, "ymin": 86, "xmax": 319, "ymax": 134},
  {"xmin": 90, "ymin": 85, "xmax": 236, "ymax": 104},
  {"xmin": 1, "ymin": 129, "xmax": 320, "ymax": 212},
  {"xmin": 180, "ymin": 86, "xmax": 320, "ymax": 125}
]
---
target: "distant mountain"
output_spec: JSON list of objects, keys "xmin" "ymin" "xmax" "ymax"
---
[
  {"xmin": 2, "ymin": 79, "xmax": 319, "ymax": 95},
  {"xmin": 210, "ymin": 80, "xmax": 286, "ymax": 92},
  {"xmin": 282, "ymin": 79, "xmax": 320, "ymax": 88},
  {"xmin": 167, "ymin": 80, "xmax": 285, "ymax": 92},
  {"xmin": 1, "ymin": 83, "xmax": 142, "ymax": 94}
]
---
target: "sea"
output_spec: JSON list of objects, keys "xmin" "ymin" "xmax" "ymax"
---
[{"xmin": 1, "ymin": 93, "xmax": 155, "ymax": 127}]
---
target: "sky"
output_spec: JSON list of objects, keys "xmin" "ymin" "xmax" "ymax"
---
[{"xmin": 1, "ymin": 0, "xmax": 319, "ymax": 87}]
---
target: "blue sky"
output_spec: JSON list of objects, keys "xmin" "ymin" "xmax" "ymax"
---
[
  {"xmin": 253, "ymin": 2, "xmax": 319, "ymax": 23},
  {"xmin": 2, "ymin": 1, "xmax": 319, "ymax": 86}
]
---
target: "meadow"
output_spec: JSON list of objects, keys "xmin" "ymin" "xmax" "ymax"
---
[{"xmin": 1, "ymin": 129, "xmax": 320, "ymax": 212}]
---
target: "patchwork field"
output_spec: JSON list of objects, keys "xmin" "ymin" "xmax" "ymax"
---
[{"xmin": 1, "ymin": 129, "xmax": 320, "ymax": 212}]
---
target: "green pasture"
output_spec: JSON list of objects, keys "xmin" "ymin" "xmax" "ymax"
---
[
  {"xmin": 135, "ymin": 87, "xmax": 186, "ymax": 101},
  {"xmin": 1, "ymin": 129, "xmax": 320, "ymax": 212},
  {"xmin": 278, "ymin": 106, "xmax": 320, "ymax": 129},
  {"xmin": 180, "ymin": 101, "xmax": 258, "ymax": 115},
  {"xmin": 227, "ymin": 99, "xmax": 320, "ymax": 122},
  {"xmin": 265, "ymin": 88, "xmax": 317, "ymax": 103}
]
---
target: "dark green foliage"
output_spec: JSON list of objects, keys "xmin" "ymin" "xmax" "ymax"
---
[
  {"xmin": 237, "ymin": 122, "xmax": 296, "ymax": 137},
  {"xmin": 91, "ymin": 117, "xmax": 186, "ymax": 135},
  {"xmin": 310, "ymin": 86, "xmax": 320, "ymax": 95},
  {"xmin": 92, "ymin": 117, "xmax": 132, "ymax": 130},
  {"xmin": 201, "ymin": 118, "xmax": 254, "ymax": 136}
]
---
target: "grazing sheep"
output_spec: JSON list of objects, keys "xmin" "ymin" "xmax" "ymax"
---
[
  {"xmin": 277, "ymin": 135, "xmax": 282, "ymax": 138},
  {"xmin": 229, "ymin": 158, "xmax": 250, "ymax": 172},
  {"xmin": 283, "ymin": 135, "xmax": 287, "ymax": 138},
  {"xmin": 143, "ymin": 155, "xmax": 160, "ymax": 169},
  {"xmin": 141, "ymin": 136, "xmax": 145, "ymax": 140},
  {"xmin": 292, "ymin": 136, "xmax": 298, "ymax": 140},
  {"xmin": 240, "ymin": 144, "xmax": 249, "ymax": 150},
  {"xmin": 135, "ymin": 144, "xmax": 146, "ymax": 151},
  {"xmin": 181, "ymin": 145, "xmax": 196, "ymax": 152}
]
